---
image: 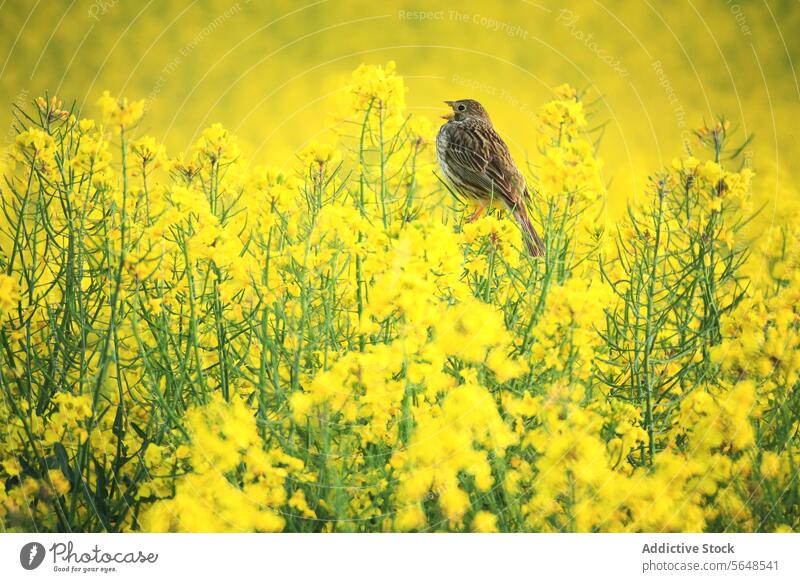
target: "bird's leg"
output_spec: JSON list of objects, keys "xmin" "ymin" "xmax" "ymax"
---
[{"xmin": 466, "ymin": 200, "xmax": 488, "ymax": 223}]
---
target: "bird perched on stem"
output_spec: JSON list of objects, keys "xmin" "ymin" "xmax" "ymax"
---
[{"xmin": 436, "ymin": 99, "xmax": 544, "ymax": 257}]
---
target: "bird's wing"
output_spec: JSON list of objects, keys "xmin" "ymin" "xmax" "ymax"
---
[{"xmin": 445, "ymin": 122, "xmax": 523, "ymax": 206}]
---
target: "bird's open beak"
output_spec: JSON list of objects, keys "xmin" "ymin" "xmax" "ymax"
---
[{"xmin": 441, "ymin": 101, "xmax": 454, "ymax": 120}]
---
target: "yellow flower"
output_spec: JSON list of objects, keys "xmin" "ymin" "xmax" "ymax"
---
[
  {"xmin": 395, "ymin": 504, "xmax": 426, "ymax": 531},
  {"xmin": 288, "ymin": 490, "xmax": 317, "ymax": 519},
  {"xmin": 78, "ymin": 119, "xmax": 95, "ymax": 133},
  {"xmin": 2, "ymin": 458, "xmax": 22, "ymax": 477},
  {"xmin": 486, "ymin": 347, "xmax": 529, "ymax": 383},
  {"xmin": 72, "ymin": 131, "xmax": 111, "ymax": 173},
  {"xmin": 0, "ymin": 274, "xmax": 20, "ymax": 312},
  {"xmin": 297, "ymin": 140, "xmax": 341, "ymax": 171},
  {"xmin": 48, "ymin": 470, "xmax": 70, "ymax": 495},
  {"xmin": 12, "ymin": 128, "xmax": 57, "ymax": 176},
  {"xmin": 192, "ymin": 123, "xmax": 240, "ymax": 164},
  {"xmin": 141, "ymin": 397, "xmax": 302, "ymax": 533},
  {"xmin": 554, "ymin": 83, "xmax": 577, "ymax": 100},
  {"xmin": 760, "ymin": 452, "xmax": 781, "ymax": 479},
  {"xmin": 130, "ymin": 136, "xmax": 168, "ymax": 168},
  {"xmin": 439, "ymin": 487, "xmax": 470, "ymax": 524},
  {"xmin": 472, "ymin": 510, "xmax": 499, "ymax": 533},
  {"xmin": 97, "ymin": 90, "xmax": 144, "ymax": 130},
  {"xmin": 347, "ymin": 60, "xmax": 405, "ymax": 115}
]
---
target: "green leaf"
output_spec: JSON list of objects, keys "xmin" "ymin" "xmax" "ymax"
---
[{"xmin": 53, "ymin": 442, "xmax": 73, "ymax": 483}]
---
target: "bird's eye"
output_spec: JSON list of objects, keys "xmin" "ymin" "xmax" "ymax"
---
[{"xmin": 457, "ymin": 104, "xmax": 466, "ymax": 112}]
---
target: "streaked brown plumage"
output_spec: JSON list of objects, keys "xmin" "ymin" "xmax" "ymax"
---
[{"xmin": 436, "ymin": 99, "xmax": 544, "ymax": 257}]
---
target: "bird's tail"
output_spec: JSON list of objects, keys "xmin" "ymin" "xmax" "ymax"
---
[{"xmin": 512, "ymin": 200, "xmax": 544, "ymax": 257}]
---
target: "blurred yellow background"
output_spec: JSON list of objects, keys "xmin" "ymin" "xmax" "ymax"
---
[{"xmin": 1, "ymin": 0, "xmax": 798, "ymax": 217}]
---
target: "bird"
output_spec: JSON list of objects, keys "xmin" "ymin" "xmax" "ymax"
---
[{"xmin": 436, "ymin": 99, "xmax": 544, "ymax": 257}]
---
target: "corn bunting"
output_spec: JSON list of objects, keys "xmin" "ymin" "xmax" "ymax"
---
[{"xmin": 436, "ymin": 99, "xmax": 543, "ymax": 257}]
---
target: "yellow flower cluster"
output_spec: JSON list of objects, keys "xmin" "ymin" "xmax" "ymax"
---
[
  {"xmin": 529, "ymin": 278, "xmax": 610, "ymax": 381},
  {"xmin": 392, "ymin": 373, "xmax": 517, "ymax": 529},
  {"xmin": 347, "ymin": 60, "xmax": 405, "ymax": 117},
  {"xmin": 12, "ymin": 128, "xmax": 58, "ymax": 178},
  {"xmin": 141, "ymin": 397, "xmax": 305, "ymax": 532},
  {"xmin": 97, "ymin": 90, "xmax": 145, "ymax": 131},
  {"xmin": 0, "ymin": 274, "xmax": 19, "ymax": 312},
  {"xmin": 535, "ymin": 86, "xmax": 604, "ymax": 205}
]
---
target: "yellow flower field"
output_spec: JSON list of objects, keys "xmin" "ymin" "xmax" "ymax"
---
[{"xmin": 0, "ymin": 59, "xmax": 797, "ymax": 532}]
